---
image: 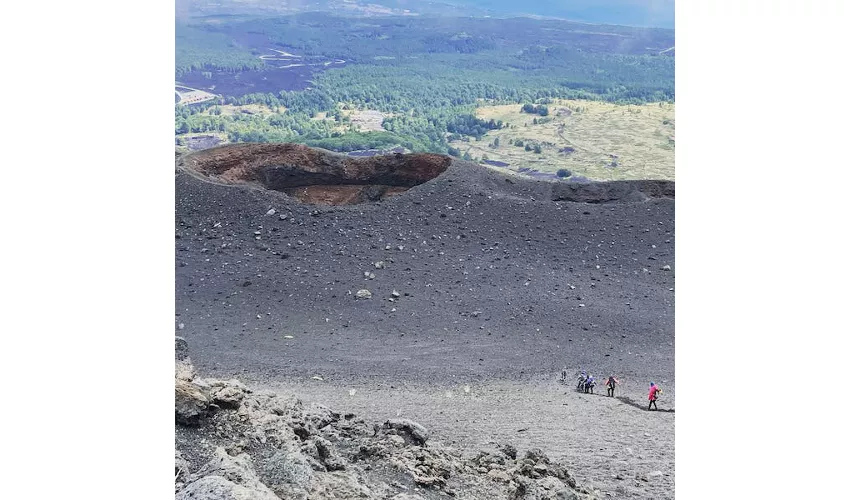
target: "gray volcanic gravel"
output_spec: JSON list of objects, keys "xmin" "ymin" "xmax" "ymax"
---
[{"xmin": 175, "ymin": 157, "xmax": 674, "ymax": 387}]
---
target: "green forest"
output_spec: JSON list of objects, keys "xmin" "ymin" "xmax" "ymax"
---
[
  {"xmin": 175, "ymin": 13, "xmax": 674, "ymax": 156},
  {"xmin": 176, "ymin": 24, "xmax": 264, "ymax": 76}
]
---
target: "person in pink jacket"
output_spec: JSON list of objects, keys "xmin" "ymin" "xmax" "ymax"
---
[{"xmin": 648, "ymin": 382, "xmax": 662, "ymax": 410}]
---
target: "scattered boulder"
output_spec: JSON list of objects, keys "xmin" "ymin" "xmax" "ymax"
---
[
  {"xmin": 210, "ymin": 385, "xmax": 245, "ymax": 409},
  {"xmin": 384, "ymin": 419, "xmax": 430, "ymax": 445},
  {"xmin": 355, "ymin": 289, "xmax": 373, "ymax": 299},
  {"xmin": 186, "ymin": 378, "xmax": 248, "ymax": 412}
]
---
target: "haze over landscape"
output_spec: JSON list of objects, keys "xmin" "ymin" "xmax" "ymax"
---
[{"xmin": 177, "ymin": 1, "xmax": 675, "ymax": 28}]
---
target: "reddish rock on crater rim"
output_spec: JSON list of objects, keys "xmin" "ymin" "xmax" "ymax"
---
[{"xmin": 179, "ymin": 143, "xmax": 452, "ymax": 205}]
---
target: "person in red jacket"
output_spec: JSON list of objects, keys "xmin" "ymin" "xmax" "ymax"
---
[{"xmin": 648, "ymin": 382, "xmax": 662, "ymax": 410}]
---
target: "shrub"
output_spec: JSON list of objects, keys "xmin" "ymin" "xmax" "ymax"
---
[{"xmin": 556, "ymin": 168, "xmax": 572, "ymax": 178}]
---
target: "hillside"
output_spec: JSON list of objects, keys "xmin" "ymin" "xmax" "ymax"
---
[
  {"xmin": 175, "ymin": 144, "xmax": 675, "ymax": 498},
  {"xmin": 175, "ymin": 12, "xmax": 673, "ymax": 164}
]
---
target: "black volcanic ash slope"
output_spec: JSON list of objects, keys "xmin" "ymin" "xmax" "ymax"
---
[{"xmin": 175, "ymin": 146, "xmax": 675, "ymax": 385}]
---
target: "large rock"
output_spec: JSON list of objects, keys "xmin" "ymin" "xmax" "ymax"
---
[
  {"xmin": 175, "ymin": 379, "xmax": 210, "ymax": 426},
  {"xmin": 204, "ymin": 379, "xmax": 249, "ymax": 409},
  {"xmin": 260, "ymin": 449, "xmax": 314, "ymax": 499},
  {"xmin": 177, "ymin": 448, "xmax": 279, "ymax": 500},
  {"xmin": 211, "ymin": 385, "xmax": 244, "ymax": 409},
  {"xmin": 384, "ymin": 419, "xmax": 430, "ymax": 445},
  {"xmin": 175, "ymin": 359, "xmax": 197, "ymax": 383}
]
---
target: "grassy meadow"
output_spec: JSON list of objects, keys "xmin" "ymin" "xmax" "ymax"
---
[{"xmin": 460, "ymin": 100, "xmax": 675, "ymax": 181}]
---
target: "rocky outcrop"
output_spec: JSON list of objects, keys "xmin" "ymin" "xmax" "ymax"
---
[
  {"xmin": 550, "ymin": 180, "xmax": 674, "ymax": 203},
  {"xmin": 175, "ymin": 378, "xmax": 211, "ymax": 426},
  {"xmin": 174, "ymin": 345, "xmax": 251, "ymax": 425},
  {"xmin": 175, "ymin": 340, "xmax": 596, "ymax": 500},
  {"xmin": 177, "ymin": 448, "xmax": 280, "ymax": 500},
  {"xmin": 178, "ymin": 143, "xmax": 452, "ymax": 205}
]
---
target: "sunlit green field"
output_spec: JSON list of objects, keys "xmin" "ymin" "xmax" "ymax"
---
[{"xmin": 461, "ymin": 99, "xmax": 675, "ymax": 181}]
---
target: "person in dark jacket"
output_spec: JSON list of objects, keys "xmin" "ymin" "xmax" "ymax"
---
[
  {"xmin": 605, "ymin": 375, "xmax": 620, "ymax": 397},
  {"xmin": 584, "ymin": 374, "xmax": 596, "ymax": 394}
]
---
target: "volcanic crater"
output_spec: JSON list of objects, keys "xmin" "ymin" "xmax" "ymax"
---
[
  {"xmin": 179, "ymin": 143, "xmax": 452, "ymax": 205},
  {"xmin": 175, "ymin": 142, "xmax": 675, "ymax": 383},
  {"xmin": 176, "ymin": 143, "xmax": 676, "ymax": 500}
]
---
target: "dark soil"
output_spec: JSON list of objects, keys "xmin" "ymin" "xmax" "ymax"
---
[
  {"xmin": 177, "ymin": 60, "xmax": 346, "ymax": 97},
  {"xmin": 175, "ymin": 148, "xmax": 674, "ymax": 388}
]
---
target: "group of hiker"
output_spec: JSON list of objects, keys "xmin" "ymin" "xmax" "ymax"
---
[{"xmin": 561, "ymin": 368, "xmax": 664, "ymax": 410}]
